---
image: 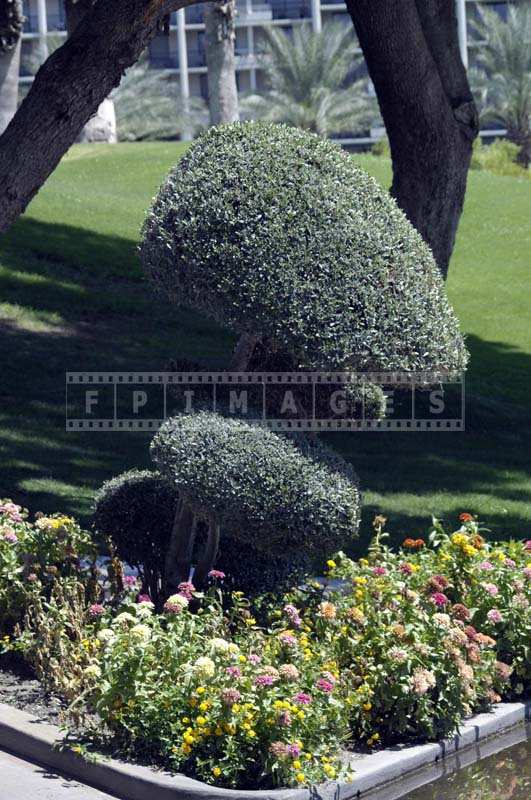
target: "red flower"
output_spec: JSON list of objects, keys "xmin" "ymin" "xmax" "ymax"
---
[{"xmin": 459, "ymin": 512, "xmax": 473, "ymax": 522}]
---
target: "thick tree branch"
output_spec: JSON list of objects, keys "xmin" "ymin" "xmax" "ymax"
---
[
  {"xmin": 345, "ymin": 0, "xmax": 478, "ymax": 277},
  {"xmin": 0, "ymin": 0, "xmax": 202, "ymax": 232}
]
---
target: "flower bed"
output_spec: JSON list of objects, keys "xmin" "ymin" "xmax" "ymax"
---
[{"xmin": 1, "ymin": 500, "xmax": 529, "ymax": 791}]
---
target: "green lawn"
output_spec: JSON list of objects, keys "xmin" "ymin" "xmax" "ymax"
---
[{"xmin": 1, "ymin": 143, "xmax": 530, "ymax": 548}]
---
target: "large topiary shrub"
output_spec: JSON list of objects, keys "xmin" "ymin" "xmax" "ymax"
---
[
  {"xmin": 150, "ymin": 411, "xmax": 360, "ymax": 589},
  {"xmin": 92, "ymin": 468, "xmax": 311, "ymax": 600},
  {"xmin": 141, "ymin": 121, "xmax": 467, "ymax": 374},
  {"xmin": 151, "ymin": 411, "xmax": 360, "ymax": 553}
]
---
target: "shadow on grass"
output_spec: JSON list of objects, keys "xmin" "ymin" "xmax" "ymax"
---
[{"xmin": 1, "ymin": 220, "xmax": 530, "ymax": 544}]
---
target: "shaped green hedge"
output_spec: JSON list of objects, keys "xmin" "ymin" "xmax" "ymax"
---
[
  {"xmin": 141, "ymin": 121, "xmax": 467, "ymax": 373},
  {"xmin": 150, "ymin": 412, "xmax": 360, "ymax": 555}
]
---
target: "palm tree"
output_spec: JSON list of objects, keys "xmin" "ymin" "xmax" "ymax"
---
[
  {"xmin": 470, "ymin": 2, "xmax": 531, "ymax": 167},
  {"xmin": 112, "ymin": 59, "xmax": 208, "ymax": 141},
  {"xmin": 241, "ymin": 22, "xmax": 377, "ymax": 138},
  {"xmin": 0, "ymin": 0, "xmax": 24, "ymax": 135}
]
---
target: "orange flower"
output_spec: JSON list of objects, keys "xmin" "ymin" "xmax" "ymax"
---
[
  {"xmin": 403, "ymin": 538, "xmax": 416, "ymax": 549},
  {"xmin": 459, "ymin": 512, "xmax": 473, "ymax": 522}
]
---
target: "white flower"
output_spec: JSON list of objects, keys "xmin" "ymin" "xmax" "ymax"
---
[
  {"xmin": 84, "ymin": 664, "xmax": 102, "ymax": 679},
  {"xmin": 194, "ymin": 656, "xmax": 215, "ymax": 677},
  {"xmin": 130, "ymin": 624, "xmax": 152, "ymax": 643},
  {"xmin": 136, "ymin": 603, "xmax": 154, "ymax": 619},
  {"xmin": 97, "ymin": 628, "xmax": 116, "ymax": 645},
  {"xmin": 210, "ymin": 637, "xmax": 230, "ymax": 653},
  {"xmin": 113, "ymin": 612, "xmax": 136, "ymax": 627},
  {"xmin": 432, "ymin": 613, "xmax": 451, "ymax": 628}
]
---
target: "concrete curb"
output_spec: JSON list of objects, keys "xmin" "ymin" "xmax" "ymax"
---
[{"xmin": 0, "ymin": 701, "xmax": 529, "ymax": 800}]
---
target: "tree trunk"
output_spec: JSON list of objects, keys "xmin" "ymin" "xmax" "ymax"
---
[
  {"xmin": 64, "ymin": 0, "xmax": 117, "ymax": 143},
  {"xmin": 204, "ymin": 0, "xmax": 239, "ymax": 125},
  {"xmin": 0, "ymin": 0, "xmax": 23, "ymax": 135},
  {"xmin": 163, "ymin": 497, "xmax": 197, "ymax": 597},
  {"xmin": 0, "ymin": 0, "xmax": 202, "ymax": 234},
  {"xmin": 345, "ymin": 0, "xmax": 479, "ymax": 278},
  {"xmin": 193, "ymin": 517, "xmax": 221, "ymax": 589}
]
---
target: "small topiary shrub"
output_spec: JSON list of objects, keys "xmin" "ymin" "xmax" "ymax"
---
[
  {"xmin": 93, "ymin": 470, "xmax": 178, "ymax": 604},
  {"xmin": 92, "ymin": 468, "xmax": 311, "ymax": 599},
  {"xmin": 141, "ymin": 121, "xmax": 467, "ymax": 374},
  {"xmin": 150, "ymin": 411, "xmax": 360, "ymax": 562}
]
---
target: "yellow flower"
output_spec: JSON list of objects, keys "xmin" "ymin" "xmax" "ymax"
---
[
  {"xmin": 363, "ymin": 702, "xmax": 372, "ymax": 712},
  {"xmin": 199, "ymin": 701, "xmax": 210, "ymax": 712},
  {"xmin": 232, "ymin": 703, "xmax": 241, "ymax": 713},
  {"xmin": 353, "ymin": 576, "xmax": 367, "ymax": 585},
  {"xmin": 359, "ymin": 558, "xmax": 369, "ymax": 566},
  {"xmin": 297, "ymin": 711, "xmax": 306, "ymax": 720},
  {"xmin": 245, "ymin": 617, "xmax": 257, "ymax": 626},
  {"xmin": 215, "ymin": 726, "xmax": 223, "ymax": 736},
  {"xmin": 324, "ymin": 765, "xmax": 336, "ymax": 779},
  {"xmin": 212, "ymin": 766, "xmax": 221, "ymax": 777},
  {"xmin": 463, "ymin": 544, "xmax": 477, "ymax": 557},
  {"xmin": 196, "ymin": 686, "xmax": 206, "ymax": 695},
  {"xmin": 326, "ymin": 559, "xmax": 337, "ymax": 570},
  {"xmin": 295, "ymin": 773, "xmax": 306, "ymax": 784},
  {"xmin": 239, "ymin": 655, "xmax": 247, "ymax": 663},
  {"xmin": 183, "ymin": 733, "xmax": 195, "ymax": 745},
  {"xmin": 293, "ymin": 760, "xmax": 302, "ymax": 770},
  {"xmin": 247, "ymin": 730, "xmax": 256, "ymax": 738},
  {"xmin": 196, "ymin": 716, "xmax": 207, "ymax": 726},
  {"xmin": 182, "ymin": 743, "xmax": 192, "ymax": 755}
]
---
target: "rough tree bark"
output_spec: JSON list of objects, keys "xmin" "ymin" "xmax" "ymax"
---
[
  {"xmin": 345, "ymin": 0, "xmax": 479, "ymax": 278},
  {"xmin": 204, "ymin": 0, "xmax": 239, "ymax": 125},
  {"xmin": 0, "ymin": 0, "xmax": 202, "ymax": 233},
  {"xmin": 0, "ymin": 0, "xmax": 23, "ymax": 135},
  {"xmin": 64, "ymin": 0, "xmax": 117, "ymax": 143}
]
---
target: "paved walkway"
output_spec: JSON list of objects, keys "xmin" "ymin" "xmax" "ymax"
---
[{"xmin": 0, "ymin": 748, "xmax": 116, "ymax": 799}]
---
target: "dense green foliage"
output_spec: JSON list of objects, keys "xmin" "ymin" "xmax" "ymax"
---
[
  {"xmin": 151, "ymin": 412, "xmax": 361, "ymax": 555},
  {"xmin": 92, "ymin": 470, "xmax": 177, "ymax": 601},
  {"xmin": 92, "ymin": 468, "xmax": 311, "ymax": 597},
  {"xmin": 141, "ymin": 122, "xmax": 467, "ymax": 374},
  {"xmin": 1, "ymin": 144, "xmax": 530, "ymax": 538}
]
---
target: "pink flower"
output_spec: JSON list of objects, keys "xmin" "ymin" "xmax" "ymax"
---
[
  {"xmin": 478, "ymin": 561, "xmax": 494, "ymax": 571},
  {"xmin": 137, "ymin": 594, "xmax": 152, "ymax": 603},
  {"xmin": 482, "ymin": 582, "xmax": 499, "ymax": 596},
  {"xmin": 277, "ymin": 710, "xmax": 292, "ymax": 726},
  {"xmin": 293, "ymin": 692, "xmax": 312, "ymax": 705},
  {"xmin": 226, "ymin": 666, "xmax": 241, "ymax": 679},
  {"xmin": 0, "ymin": 503, "xmax": 23, "ymax": 522},
  {"xmin": 248, "ymin": 653, "xmax": 261, "ymax": 665},
  {"xmin": 89, "ymin": 603, "xmax": 105, "ymax": 618},
  {"xmin": 177, "ymin": 581, "xmax": 195, "ymax": 599},
  {"xmin": 316, "ymin": 678, "xmax": 334, "ymax": 693},
  {"xmin": 504, "ymin": 558, "xmax": 516, "ymax": 568},
  {"xmin": 2, "ymin": 531, "xmax": 17, "ymax": 544},
  {"xmin": 123, "ymin": 575, "xmax": 137, "ymax": 587},
  {"xmin": 524, "ymin": 540, "xmax": 531, "ymax": 551},
  {"xmin": 255, "ymin": 675, "xmax": 275, "ymax": 687},
  {"xmin": 523, "ymin": 568, "xmax": 531, "ymax": 580},
  {"xmin": 287, "ymin": 744, "xmax": 301, "ymax": 758},
  {"xmin": 278, "ymin": 632, "xmax": 297, "ymax": 648},
  {"xmin": 208, "ymin": 569, "xmax": 226, "ymax": 580},
  {"xmin": 430, "ymin": 592, "xmax": 449, "ymax": 607},
  {"xmin": 400, "ymin": 562, "xmax": 413, "ymax": 575},
  {"xmin": 373, "ymin": 566, "xmax": 387, "ymax": 576},
  {"xmin": 26, "ymin": 573, "xmax": 38, "ymax": 582},
  {"xmin": 487, "ymin": 608, "xmax": 503, "ymax": 624},
  {"xmin": 283, "ymin": 604, "xmax": 302, "ymax": 628},
  {"xmin": 221, "ymin": 688, "xmax": 241, "ymax": 706}
]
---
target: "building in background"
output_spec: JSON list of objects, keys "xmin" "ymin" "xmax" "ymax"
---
[{"xmin": 19, "ymin": 0, "xmax": 510, "ymax": 142}]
